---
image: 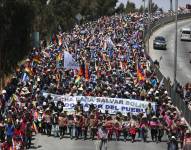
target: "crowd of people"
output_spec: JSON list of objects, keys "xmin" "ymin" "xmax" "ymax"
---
[
  {"xmin": 0, "ymin": 12, "xmax": 191, "ymax": 150},
  {"xmin": 176, "ymin": 83, "xmax": 191, "ymax": 111}
]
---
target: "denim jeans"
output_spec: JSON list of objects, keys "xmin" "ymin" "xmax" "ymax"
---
[{"xmin": 52, "ymin": 124, "xmax": 59, "ymax": 137}]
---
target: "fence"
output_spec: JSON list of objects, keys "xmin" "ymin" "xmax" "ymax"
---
[{"xmin": 144, "ymin": 13, "xmax": 191, "ymax": 125}]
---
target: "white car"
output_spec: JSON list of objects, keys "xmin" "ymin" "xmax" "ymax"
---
[{"xmin": 180, "ymin": 28, "xmax": 191, "ymax": 41}]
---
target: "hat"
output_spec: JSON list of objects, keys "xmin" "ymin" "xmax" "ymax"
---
[
  {"xmin": 43, "ymin": 101, "xmax": 47, "ymax": 106},
  {"xmin": 167, "ymin": 96, "xmax": 171, "ymax": 100},
  {"xmin": 159, "ymin": 115, "xmax": 163, "ymax": 119},
  {"xmin": 26, "ymin": 58, "xmax": 30, "ymax": 62},
  {"xmin": 152, "ymin": 116, "xmax": 157, "ymax": 119},
  {"xmin": 155, "ymin": 90, "xmax": 159, "ymax": 94},
  {"xmin": 186, "ymin": 130, "xmax": 191, "ymax": 134},
  {"xmin": 171, "ymin": 136, "xmax": 176, "ymax": 139},
  {"xmin": 78, "ymin": 86, "xmax": 83, "ymax": 91},
  {"xmin": 53, "ymin": 111, "xmax": 57, "ymax": 114},
  {"xmin": 164, "ymin": 91, "xmax": 168, "ymax": 94},
  {"xmin": 2, "ymin": 90, "xmax": 6, "ymax": 94}
]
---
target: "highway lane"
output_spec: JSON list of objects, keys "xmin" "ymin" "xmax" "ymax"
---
[
  {"xmin": 30, "ymin": 134, "xmax": 168, "ymax": 150},
  {"xmin": 149, "ymin": 19, "xmax": 191, "ymax": 85}
]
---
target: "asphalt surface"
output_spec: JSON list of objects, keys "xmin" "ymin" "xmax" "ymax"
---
[
  {"xmin": 30, "ymin": 133, "xmax": 168, "ymax": 150},
  {"xmin": 149, "ymin": 19, "xmax": 191, "ymax": 85}
]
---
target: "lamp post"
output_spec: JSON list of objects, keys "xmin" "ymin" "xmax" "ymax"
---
[
  {"xmin": 147, "ymin": 0, "xmax": 152, "ymax": 54},
  {"xmin": 170, "ymin": 0, "xmax": 173, "ymax": 11},
  {"xmin": 143, "ymin": 0, "xmax": 146, "ymax": 38},
  {"xmin": 174, "ymin": 0, "xmax": 178, "ymax": 90}
]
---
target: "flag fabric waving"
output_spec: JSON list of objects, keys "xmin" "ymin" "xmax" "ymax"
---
[
  {"xmin": 137, "ymin": 63, "xmax": 145, "ymax": 81},
  {"xmin": 64, "ymin": 51, "xmax": 79, "ymax": 70},
  {"xmin": 85, "ymin": 63, "xmax": 89, "ymax": 81}
]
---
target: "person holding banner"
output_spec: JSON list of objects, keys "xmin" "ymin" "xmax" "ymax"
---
[
  {"xmin": 58, "ymin": 111, "xmax": 68, "ymax": 139},
  {"xmin": 113, "ymin": 115, "xmax": 122, "ymax": 141},
  {"xmin": 90, "ymin": 113, "xmax": 98, "ymax": 140},
  {"xmin": 105, "ymin": 116, "xmax": 113, "ymax": 141},
  {"xmin": 74, "ymin": 113, "xmax": 82, "ymax": 140},
  {"xmin": 122, "ymin": 116, "xmax": 130, "ymax": 142},
  {"xmin": 129, "ymin": 116, "xmax": 138, "ymax": 143},
  {"xmin": 81, "ymin": 113, "xmax": 89, "ymax": 140},
  {"xmin": 68, "ymin": 113, "xmax": 74, "ymax": 139}
]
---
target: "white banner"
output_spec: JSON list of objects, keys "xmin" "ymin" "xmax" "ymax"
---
[{"xmin": 43, "ymin": 93, "xmax": 156, "ymax": 115}]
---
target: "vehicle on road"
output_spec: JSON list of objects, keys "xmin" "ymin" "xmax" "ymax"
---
[
  {"xmin": 180, "ymin": 28, "xmax": 191, "ymax": 41},
  {"xmin": 153, "ymin": 36, "xmax": 167, "ymax": 50}
]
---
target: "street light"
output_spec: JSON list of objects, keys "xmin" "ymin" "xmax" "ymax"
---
[
  {"xmin": 147, "ymin": 0, "xmax": 152, "ymax": 54},
  {"xmin": 174, "ymin": 0, "xmax": 178, "ymax": 90}
]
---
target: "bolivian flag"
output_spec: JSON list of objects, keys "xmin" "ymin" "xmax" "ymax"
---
[
  {"xmin": 56, "ymin": 53, "xmax": 62, "ymax": 62},
  {"xmin": 137, "ymin": 63, "xmax": 145, "ymax": 81},
  {"xmin": 25, "ymin": 67, "xmax": 33, "ymax": 76},
  {"xmin": 75, "ymin": 76, "xmax": 81, "ymax": 84},
  {"xmin": 33, "ymin": 55, "xmax": 41, "ymax": 64},
  {"xmin": 85, "ymin": 63, "xmax": 89, "ymax": 81}
]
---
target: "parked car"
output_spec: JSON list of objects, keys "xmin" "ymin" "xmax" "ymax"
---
[{"xmin": 153, "ymin": 36, "xmax": 167, "ymax": 50}]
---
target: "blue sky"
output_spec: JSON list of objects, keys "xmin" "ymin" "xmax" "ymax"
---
[{"xmin": 118, "ymin": 0, "xmax": 191, "ymax": 11}]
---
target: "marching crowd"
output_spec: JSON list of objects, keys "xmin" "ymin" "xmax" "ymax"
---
[{"xmin": 0, "ymin": 12, "xmax": 191, "ymax": 150}]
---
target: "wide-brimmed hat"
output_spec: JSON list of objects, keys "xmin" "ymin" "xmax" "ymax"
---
[
  {"xmin": 186, "ymin": 130, "xmax": 191, "ymax": 134},
  {"xmin": 152, "ymin": 116, "xmax": 157, "ymax": 119},
  {"xmin": 2, "ymin": 90, "xmax": 6, "ymax": 94}
]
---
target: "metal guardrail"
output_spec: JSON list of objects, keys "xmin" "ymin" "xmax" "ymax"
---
[{"xmin": 144, "ymin": 13, "xmax": 191, "ymax": 125}]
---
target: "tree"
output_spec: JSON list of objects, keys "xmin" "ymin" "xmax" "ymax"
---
[
  {"xmin": 116, "ymin": 3, "xmax": 125, "ymax": 14},
  {"xmin": 0, "ymin": 0, "xmax": 119, "ymax": 85},
  {"xmin": 96, "ymin": 0, "xmax": 118, "ymax": 17},
  {"xmin": 0, "ymin": 0, "xmax": 34, "ymax": 75},
  {"xmin": 125, "ymin": 1, "xmax": 136, "ymax": 13},
  {"xmin": 139, "ymin": 5, "xmax": 144, "ymax": 13},
  {"xmin": 151, "ymin": 2, "xmax": 159, "ymax": 13}
]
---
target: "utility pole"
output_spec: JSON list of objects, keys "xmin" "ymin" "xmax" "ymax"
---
[
  {"xmin": 143, "ymin": 0, "xmax": 146, "ymax": 38},
  {"xmin": 147, "ymin": 0, "xmax": 152, "ymax": 54},
  {"xmin": 170, "ymin": 0, "xmax": 173, "ymax": 11},
  {"xmin": 174, "ymin": 0, "xmax": 178, "ymax": 90}
]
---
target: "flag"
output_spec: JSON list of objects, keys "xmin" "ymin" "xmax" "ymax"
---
[
  {"xmin": 25, "ymin": 67, "xmax": 33, "ymax": 76},
  {"xmin": 22, "ymin": 72, "xmax": 29, "ymax": 81},
  {"xmin": 15, "ymin": 65, "xmax": 20, "ymax": 73},
  {"xmin": 158, "ymin": 77, "xmax": 164, "ymax": 88},
  {"xmin": 64, "ymin": 51, "xmax": 79, "ymax": 70},
  {"xmin": 75, "ymin": 76, "xmax": 81, "ymax": 84},
  {"xmin": 57, "ymin": 35, "xmax": 63, "ymax": 46},
  {"xmin": 102, "ymin": 53, "xmax": 107, "ymax": 61},
  {"xmin": 33, "ymin": 55, "xmax": 41, "ymax": 64},
  {"xmin": 103, "ymin": 40, "xmax": 107, "ymax": 50},
  {"xmin": 108, "ymin": 49, "xmax": 113, "ymax": 58},
  {"xmin": 85, "ymin": 63, "xmax": 89, "ymax": 81},
  {"xmin": 137, "ymin": 63, "xmax": 145, "ymax": 81},
  {"xmin": 32, "ymin": 122, "xmax": 38, "ymax": 134},
  {"xmin": 106, "ymin": 37, "xmax": 114, "ymax": 49},
  {"xmin": 42, "ymin": 50, "xmax": 50, "ymax": 58},
  {"xmin": 56, "ymin": 52, "xmax": 62, "ymax": 62}
]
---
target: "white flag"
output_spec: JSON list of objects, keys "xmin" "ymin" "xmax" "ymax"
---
[
  {"xmin": 64, "ymin": 51, "xmax": 79, "ymax": 70},
  {"xmin": 158, "ymin": 77, "xmax": 164, "ymax": 88}
]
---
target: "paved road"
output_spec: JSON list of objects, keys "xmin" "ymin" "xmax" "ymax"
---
[
  {"xmin": 149, "ymin": 19, "xmax": 191, "ymax": 85},
  {"xmin": 30, "ymin": 134, "xmax": 168, "ymax": 150}
]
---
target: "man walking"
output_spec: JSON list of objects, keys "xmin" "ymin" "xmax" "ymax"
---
[{"xmin": 97, "ymin": 123, "xmax": 108, "ymax": 150}]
